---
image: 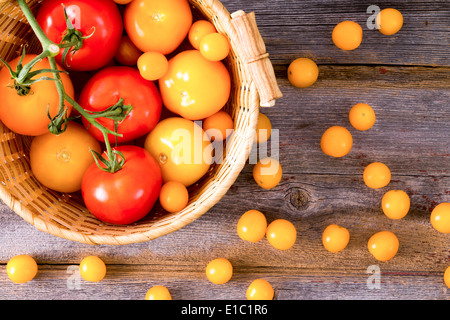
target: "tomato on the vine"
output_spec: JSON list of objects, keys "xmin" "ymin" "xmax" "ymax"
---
[
  {"xmin": 79, "ymin": 66, "xmax": 162, "ymax": 144},
  {"xmin": 81, "ymin": 146, "xmax": 162, "ymax": 225},
  {"xmin": 36, "ymin": 0, "xmax": 123, "ymax": 71}
]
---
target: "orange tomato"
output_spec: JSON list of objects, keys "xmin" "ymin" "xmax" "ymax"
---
[
  {"xmin": 236, "ymin": 210, "xmax": 267, "ymax": 243},
  {"xmin": 287, "ymin": 58, "xmax": 319, "ymax": 88},
  {"xmin": 444, "ymin": 266, "xmax": 450, "ymax": 288},
  {"xmin": 205, "ymin": 258, "xmax": 233, "ymax": 285},
  {"xmin": 203, "ymin": 110, "xmax": 234, "ymax": 142},
  {"xmin": 322, "ymin": 224, "xmax": 350, "ymax": 253},
  {"xmin": 253, "ymin": 157, "xmax": 282, "ymax": 190},
  {"xmin": 145, "ymin": 285, "xmax": 172, "ymax": 300},
  {"xmin": 137, "ymin": 52, "xmax": 169, "ymax": 81},
  {"xmin": 0, "ymin": 54, "xmax": 74, "ymax": 136},
  {"xmin": 376, "ymin": 8, "xmax": 403, "ymax": 35},
  {"xmin": 124, "ymin": 0, "xmax": 193, "ymax": 55},
  {"xmin": 381, "ymin": 190, "xmax": 410, "ymax": 219},
  {"xmin": 114, "ymin": 0, "xmax": 133, "ymax": 4},
  {"xmin": 256, "ymin": 113, "xmax": 272, "ymax": 144},
  {"xmin": 6, "ymin": 255, "xmax": 38, "ymax": 284},
  {"xmin": 349, "ymin": 103, "xmax": 376, "ymax": 131},
  {"xmin": 200, "ymin": 33, "xmax": 230, "ymax": 61},
  {"xmin": 246, "ymin": 279, "xmax": 274, "ymax": 300},
  {"xmin": 332, "ymin": 21, "xmax": 363, "ymax": 51},
  {"xmin": 368, "ymin": 231, "xmax": 399, "ymax": 262},
  {"xmin": 159, "ymin": 181, "xmax": 189, "ymax": 213},
  {"xmin": 30, "ymin": 122, "xmax": 101, "ymax": 193},
  {"xmin": 188, "ymin": 20, "xmax": 217, "ymax": 49},
  {"xmin": 320, "ymin": 126, "xmax": 353, "ymax": 158},
  {"xmin": 430, "ymin": 203, "xmax": 450, "ymax": 233},
  {"xmin": 144, "ymin": 117, "xmax": 213, "ymax": 187},
  {"xmin": 159, "ymin": 50, "xmax": 231, "ymax": 120},
  {"xmin": 79, "ymin": 256, "xmax": 106, "ymax": 282},
  {"xmin": 363, "ymin": 162, "xmax": 391, "ymax": 189},
  {"xmin": 266, "ymin": 219, "xmax": 297, "ymax": 250},
  {"xmin": 114, "ymin": 35, "xmax": 143, "ymax": 66}
]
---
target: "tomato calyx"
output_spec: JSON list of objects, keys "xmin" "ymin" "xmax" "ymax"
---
[{"xmin": 90, "ymin": 148, "xmax": 125, "ymax": 174}]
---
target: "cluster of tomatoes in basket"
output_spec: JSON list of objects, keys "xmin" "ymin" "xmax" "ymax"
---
[{"xmin": 0, "ymin": 0, "xmax": 239, "ymax": 225}]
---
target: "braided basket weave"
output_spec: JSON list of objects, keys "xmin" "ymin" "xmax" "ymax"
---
[{"xmin": 0, "ymin": 0, "xmax": 282, "ymax": 245}]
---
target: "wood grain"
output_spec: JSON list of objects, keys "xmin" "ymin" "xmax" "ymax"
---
[{"xmin": 0, "ymin": 0, "xmax": 449, "ymax": 300}]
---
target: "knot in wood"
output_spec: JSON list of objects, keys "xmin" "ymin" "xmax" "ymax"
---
[{"xmin": 289, "ymin": 188, "xmax": 310, "ymax": 211}]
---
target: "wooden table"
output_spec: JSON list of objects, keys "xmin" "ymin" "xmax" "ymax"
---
[{"xmin": 0, "ymin": 0, "xmax": 448, "ymax": 301}]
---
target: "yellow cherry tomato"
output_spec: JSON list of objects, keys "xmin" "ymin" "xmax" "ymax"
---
[
  {"xmin": 144, "ymin": 117, "xmax": 213, "ymax": 187},
  {"xmin": 115, "ymin": 35, "xmax": 142, "ymax": 66},
  {"xmin": 256, "ymin": 113, "xmax": 272, "ymax": 144},
  {"xmin": 237, "ymin": 210, "xmax": 268, "ymax": 243},
  {"xmin": 203, "ymin": 110, "xmax": 234, "ymax": 142},
  {"xmin": 205, "ymin": 258, "xmax": 233, "ymax": 285},
  {"xmin": 444, "ymin": 266, "xmax": 450, "ymax": 288},
  {"xmin": 332, "ymin": 21, "xmax": 363, "ymax": 51},
  {"xmin": 320, "ymin": 126, "xmax": 353, "ymax": 158},
  {"xmin": 266, "ymin": 219, "xmax": 297, "ymax": 250},
  {"xmin": 322, "ymin": 224, "xmax": 350, "ymax": 253},
  {"xmin": 349, "ymin": 103, "xmax": 376, "ymax": 131},
  {"xmin": 363, "ymin": 162, "xmax": 391, "ymax": 189},
  {"xmin": 376, "ymin": 8, "xmax": 403, "ymax": 35},
  {"xmin": 145, "ymin": 285, "xmax": 172, "ymax": 300},
  {"xmin": 188, "ymin": 20, "xmax": 217, "ymax": 50},
  {"xmin": 159, "ymin": 181, "xmax": 189, "ymax": 213},
  {"xmin": 381, "ymin": 190, "xmax": 410, "ymax": 219},
  {"xmin": 6, "ymin": 255, "xmax": 38, "ymax": 284},
  {"xmin": 79, "ymin": 256, "xmax": 106, "ymax": 282},
  {"xmin": 200, "ymin": 33, "xmax": 230, "ymax": 61},
  {"xmin": 287, "ymin": 58, "xmax": 319, "ymax": 88},
  {"xmin": 246, "ymin": 279, "xmax": 274, "ymax": 300},
  {"xmin": 137, "ymin": 51, "xmax": 169, "ymax": 81},
  {"xmin": 430, "ymin": 203, "xmax": 450, "ymax": 233},
  {"xmin": 368, "ymin": 231, "xmax": 399, "ymax": 262},
  {"xmin": 253, "ymin": 157, "xmax": 282, "ymax": 190}
]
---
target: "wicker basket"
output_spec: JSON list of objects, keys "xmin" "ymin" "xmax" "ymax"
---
[{"xmin": 0, "ymin": 0, "xmax": 282, "ymax": 245}]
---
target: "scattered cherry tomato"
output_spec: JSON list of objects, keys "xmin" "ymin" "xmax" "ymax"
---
[
  {"xmin": 332, "ymin": 21, "xmax": 363, "ymax": 51},
  {"xmin": 287, "ymin": 58, "xmax": 319, "ymax": 88},
  {"xmin": 322, "ymin": 224, "xmax": 350, "ymax": 253},
  {"xmin": 253, "ymin": 157, "xmax": 283, "ymax": 190},
  {"xmin": 115, "ymin": 35, "xmax": 143, "ymax": 66},
  {"xmin": 236, "ymin": 210, "xmax": 267, "ymax": 243},
  {"xmin": 376, "ymin": 8, "xmax": 403, "ymax": 35},
  {"xmin": 0, "ymin": 54, "xmax": 74, "ymax": 136},
  {"xmin": 203, "ymin": 110, "xmax": 234, "ymax": 142},
  {"xmin": 79, "ymin": 256, "xmax": 106, "ymax": 282},
  {"xmin": 124, "ymin": 0, "xmax": 193, "ymax": 55},
  {"xmin": 6, "ymin": 255, "xmax": 38, "ymax": 284},
  {"xmin": 381, "ymin": 190, "xmax": 410, "ymax": 219},
  {"xmin": 363, "ymin": 162, "xmax": 391, "ymax": 189},
  {"xmin": 320, "ymin": 126, "xmax": 353, "ymax": 158},
  {"xmin": 430, "ymin": 203, "xmax": 450, "ymax": 233},
  {"xmin": 205, "ymin": 258, "xmax": 233, "ymax": 285},
  {"xmin": 246, "ymin": 279, "xmax": 274, "ymax": 300},
  {"xmin": 137, "ymin": 52, "xmax": 169, "ymax": 81},
  {"xmin": 188, "ymin": 20, "xmax": 217, "ymax": 50},
  {"xmin": 159, "ymin": 50, "xmax": 231, "ymax": 120},
  {"xmin": 159, "ymin": 181, "xmax": 189, "ymax": 213},
  {"xmin": 37, "ymin": 0, "xmax": 123, "ymax": 71},
  {"xmin": 368, "ymin": 231, "xmax": 399, "ymax": 262},
  {"xmin": 349, "ymin": 103, "xmax": 376, "ymax": 131},
  {"xmin": 145, "ymin": 285, "xmax": 172, "ymax": 300},
  {"xmin": 30, "ymin": 122, "xmax": 101, "ymax": 193},
  {"xmin": 79, "ymin": 66, "xmax": 162, "ymax": 144},
  {"xmin": 81, "ymin": 146, "xmax": 162, "ymax": 225},
  {"xmin": 255, "ymin": 113, "xmax": 272, "ymax": 144},
  {"xmin": 266, "ymin": 219, "xmax": 297, "ymax": 250},
  {"xmin": 444, "ymin": 266, "xmax": 450, "ymax": 289},
  {"xmin": 200, "ymin": 33, "xmax": 230, "ymax": 61}
]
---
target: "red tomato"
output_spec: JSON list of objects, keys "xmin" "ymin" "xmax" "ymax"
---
[
  {"xmin": 81, "ymin": 146, "xmax": 162, "ymax": 225},
  {"xmin": 79, "ymin": 66, "xmax": 162, "ymax": 144},
  {"xmin": 36, "ymin": 0, "xmax": 123, "ymax": 71}
]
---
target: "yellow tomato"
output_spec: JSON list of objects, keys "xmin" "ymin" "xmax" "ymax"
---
[
  {"xmin": 137, "ymin": 52, "xmax": 169, "ymax": 81},
  {"xmin": 237, "ymin": 210, "xmax": 267, "ymax": 243},
  {"xmin": 255, "ymin": 113, "xmax": 272, "ymax": 144},
  {"xmin": 124, "ymin": 0, "xmax": 193, "ymax": 55},
  {"xmin": 205, "ymin": 258, "xmax": 233, "ymax": 285},
  {"xmin": 79, "ymin": 256, "xmax": 106, "ymax": 282},
  {"xmin": 332, "ymin": 21, "xmax": 363, "ymax": 51},
  {"xmin": 188, "ymin": 20, "xmax": 217, "ymax": 50},
  {"xmin": 159, "ymin": 50, "xmax": 231, "ymax": 120},
  {"xmin": 246, "ymin": 279, "xmax": 274, "ymax": 300},
  {"xmin": 349, "ymin": 103, "xmax": 376, "ymax": 131},
  {"xmin": 430, "ymin": 203, "xmax": 450, "ymax": 233},
  {"xmin": 444, "ymin": 266, "xmax": 450, "ymax": 288},
  {"xmin": 266, "ymin": 219, "xmax": 297, "ymax": 250},
  {"xmin": 114, "ymin": 35, "xmax": 142, "ymax": 66},
  {"xmin": 368, "ymin": 231, "xmax": 399, "ymax": 262},
  {"xmin": 381, "ymin": 190, "xmax": 410, "ymax": 219},
  {"xmin": 6, "ymin": 255, "xmax": 38, "ymax": 284},
  {"xmin": 203, "ymin": 110, "xmax": 234, "ymax": 142},
  {"xmin": 320, "ymin": 126, "xmax": 353, "ymax": 158},
  {"xmin": 145, "ymin": 285, "xmax": 172, "ymax": 300},
  {"xmin": 322, "ymin": 224, "xmax": 350, "ymax": 253},
  {"xmin": 287, "ymin": 58, "xmax": 319, "ymax": 88},
  {"xmin": 200, "ymin": 33, "xmax": 230, "ymax": 61},
  {"xmin": 159, "ymin": 181, "xmax": 189, "ymax": 213},
  {"xmin": 144, "ymin": 117, "xmax": 213, "ymax": 187},
  {"xmin": 253, "ymin": 157, "xmax": 282, "ymax": 190},
  {"xmin": 376, "ymin": 8, "xmax": 403, "ymax": 35},
  {"xmin": 363, "ymin": 162, "xmax": 391, "ymax": 189}
]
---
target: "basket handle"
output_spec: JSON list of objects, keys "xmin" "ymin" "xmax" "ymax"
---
[{"xmin": 231, "ymin": 10, "xmax": 283, "ymax": 107}]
